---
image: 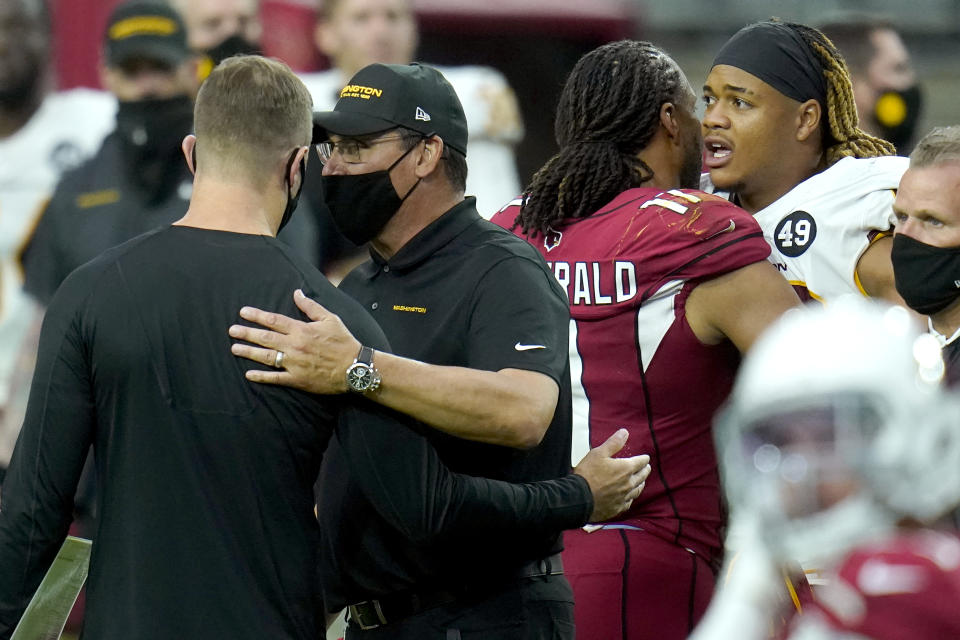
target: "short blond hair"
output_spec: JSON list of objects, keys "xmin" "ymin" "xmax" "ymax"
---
[
  {"xmin": 909, "ymin": 126, "xmax": 960, "ymax": 169},
  {"xmin": 194, "ymin": 55, "xmax": 312, "ymax": 183}
]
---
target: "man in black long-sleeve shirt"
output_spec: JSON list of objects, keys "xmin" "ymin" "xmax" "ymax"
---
[{"xmin": 0, "ymin": 56, "xmax": 646, "ymax": 640}]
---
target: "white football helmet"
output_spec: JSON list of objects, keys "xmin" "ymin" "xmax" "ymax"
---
[{"xmin": 716, "ymin": 297, "xmax": 960, "ymax": 565}]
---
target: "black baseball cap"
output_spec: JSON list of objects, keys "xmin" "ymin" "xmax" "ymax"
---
[
  {"xmin": 313, "ymin": 63, "xmax": 469, "ymax": 157},
  {"xmin": 104, "ymin": 0, "xmax": 189, "ymax": 69}
]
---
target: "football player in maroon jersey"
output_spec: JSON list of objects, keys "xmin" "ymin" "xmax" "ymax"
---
[{"xmin": 491, "ymin": 40, "xmax": 800, "ymax": 640}]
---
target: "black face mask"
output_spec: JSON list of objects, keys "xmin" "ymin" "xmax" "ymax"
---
[
  {"xmin": 320, "ymin": 142, "xmax": 423, "ymax": 245},
  {"xmin": 280, "ymin": 150, "xmax": 306, "ymax": 233},
  {"xmin": 204, "ymin": 34, "xmax": 262, "ymax": 67},
  {"xmin": 872, "ymin": 85, "xmax": 923, "ymax": 152},
  {"xmin": 197, "ymin": 35, "xmax": 263, "ymax": 82},
  {"xmin": 115, "ymin": 94, "xmax": 194, "ymax": 202},
  {"xmin": 892, "ymin": 233, "xmax": 960, "ymax": 316},
  {"xmin": 191, "ymin": 145, "xmax": 304, "ymax": 233}
]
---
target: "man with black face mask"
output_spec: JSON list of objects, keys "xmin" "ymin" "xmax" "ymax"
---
[
  {"xmin": 819, "ymin": 16, "xmax": 923, "ymax": 154},
  {"xmin": 892, "ymin": 126, "xmax": 960, "ymax": 387},
  {"xmin": 21, "ymin": 0, "xmax": 197, "ymax": 306},
  {"xmin": 22, "ymin": 0, "xmax": 314, "ymax": 304},
  {"xmin": 172, "ymin": 0, "xmax": 326, "ymax": 264},
  {"xmin": 169, "ymin": 0, "xmax": 263, "ymax": 82}
]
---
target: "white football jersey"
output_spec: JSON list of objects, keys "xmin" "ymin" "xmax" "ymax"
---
[
  {"xmin": 0, "ymin": 88, "xmax": 115, "ymax": 464},
  {"xmin": 300, "ymin": 65, "xmax": 522, "ymax": 219},
  {"xmin": 701, "ymin": 156, "xmax": 908, "ymax": 302}
]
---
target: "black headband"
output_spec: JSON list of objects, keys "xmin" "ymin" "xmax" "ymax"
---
[{"xmin": 712, "ymin": 21, "xmax": 827, "ymax": 107}]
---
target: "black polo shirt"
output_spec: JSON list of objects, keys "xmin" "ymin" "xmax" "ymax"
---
[
  {"xmin": 341, "ymin": 197, "xmax": 572, "ymax": 480},
  {"xmin": 325, "ymin": 197, "xmax": 584, "ymax": 603}
]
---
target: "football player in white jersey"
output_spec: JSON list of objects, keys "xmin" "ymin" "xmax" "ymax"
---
[
  {"xmin": 0, "ymin": 0, "xmax": 114, "ymax": 474},
  {"xmin": 701, "ymin": 20, "xmax": 908, "ymax": 306},
  {"xmin": 691, "ymin": 298, "xmax": 960, "ymax": 640}
]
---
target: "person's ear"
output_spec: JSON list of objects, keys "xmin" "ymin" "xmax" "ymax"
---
[
  {"xmin": 182, "ymin": 134, "xmax": 198, "ymax": 175},
  {"xmin": 414, "ymin": 136, "xmax": 444, "ymax": 178},
  {"xmin": 659, "ymin": 102, "xmax": 682, "ymax": 141},
  {"xmin": 288, "ymin": 146, "xmax": 309, "ymax": 190},
  {"xmin": 796, "ymin": 99, "xmax": 822, "ymax": 143}
]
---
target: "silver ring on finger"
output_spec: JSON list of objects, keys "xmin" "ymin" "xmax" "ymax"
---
[{"xmin": 274, "ymin": 350, "xmax": 285, "ymax": 369}]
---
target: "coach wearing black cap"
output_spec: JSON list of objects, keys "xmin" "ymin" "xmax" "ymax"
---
[
  {"xmin": 21, "ymin": 0, "xmax": 316, "ymax": 304},
  {"xmin": 20, "ymin": 0, "xmax": 197, "ymax": 305},
  {"xmin": 230, "ymin": 62, "xmax": 650, "ymax": 638}
]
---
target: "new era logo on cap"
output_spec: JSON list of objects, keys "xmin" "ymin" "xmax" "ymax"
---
[{"xmin": 415, "ymin": 107, "xmax": 431, "ymax": 122}]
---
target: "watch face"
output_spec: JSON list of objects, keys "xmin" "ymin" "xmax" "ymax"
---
[{"xmin": 347, "ymin": 363, "xmax": 373, "ymax": 391}]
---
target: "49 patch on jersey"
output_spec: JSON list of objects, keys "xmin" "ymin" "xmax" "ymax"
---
[{"xmin": 774, "ymin": 211, "xmax": 818, "ymax": 257}]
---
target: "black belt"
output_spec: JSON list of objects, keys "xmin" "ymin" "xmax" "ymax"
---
[
  {"xmin": 516, "ymin": 553, "xmax": 564, "ymax": 580},
  {"xmin": 347, "ymin": 588, "xmax": 457, "ymax": 631},
  {"xmin": 347, "ymin": 553, "xmax": 564, "ymax": 631}
]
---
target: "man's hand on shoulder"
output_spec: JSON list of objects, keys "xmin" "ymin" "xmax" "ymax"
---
[
  {"xmin": 228, "ymin": 289, "xmax": 359, "ymax": 394},
  {"xmin": 573, "ymin": 428, "xmax": 651, "ymax": 522}
]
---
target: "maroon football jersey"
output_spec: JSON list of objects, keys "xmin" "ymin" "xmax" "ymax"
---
[
  {"xmin": 492, "ymin": 188, "xmax": 770, "ymax": 563},
  {"xmin": 804, "ymin": 530, "xmax": 960, "ymax": 639}
]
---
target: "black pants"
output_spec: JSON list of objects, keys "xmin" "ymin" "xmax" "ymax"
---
[{"xmin": 345, "ymin": 574, "xmax": 575, "ymax": 640}]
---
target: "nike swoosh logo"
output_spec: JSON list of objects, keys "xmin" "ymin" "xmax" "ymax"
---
[
  {"xmin": 515, "ymin": 343, "xmax": 547, "ymax": 351},
  {"xmin": 705, "ymin": 219, "xmax": 736, "ymax": 241}
]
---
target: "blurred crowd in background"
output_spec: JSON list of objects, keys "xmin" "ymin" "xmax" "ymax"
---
[{"xmin": 36, "ymin": 0, "xmax": 960, "ymax": 185}]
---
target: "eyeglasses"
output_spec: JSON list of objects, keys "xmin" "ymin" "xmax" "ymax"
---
[{"xmin": 315, "ymin": 135, "xmax": 412, "ymax": 165}]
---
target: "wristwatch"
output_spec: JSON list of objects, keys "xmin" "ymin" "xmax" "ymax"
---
[{"xmin": 345, "ymin": 345, "xmax": 381, "ymax": 393}]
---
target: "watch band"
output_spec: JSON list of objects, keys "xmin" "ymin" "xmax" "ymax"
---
[{"xmin": 356, "ymin": 345, "xmax": 375, "ymax": 366}]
